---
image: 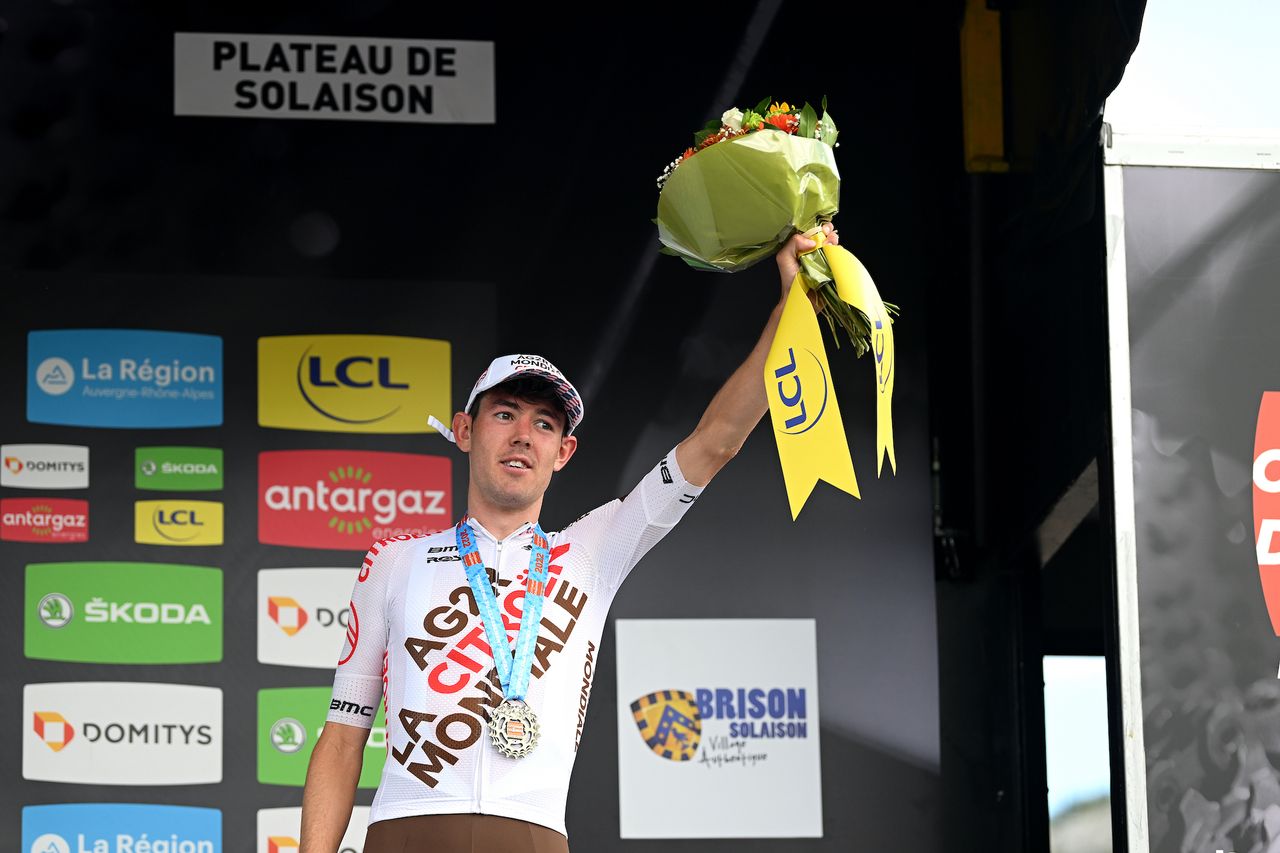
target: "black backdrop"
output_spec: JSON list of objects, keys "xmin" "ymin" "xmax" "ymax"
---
[{"xmin": 1, "ymin": 4, "xmax": 946, "ymax": 850}]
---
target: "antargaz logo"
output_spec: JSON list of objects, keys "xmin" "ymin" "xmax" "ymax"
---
[
  {"xmin": 259, "ymin": 450, "xmax": 450, "ymax": 549},
  {"xmin": 136, "ymin": 446, "xmax": 223, "ymax": 491},
  {"xmin": 25, "ymin": 562, "xmax": 223, "ymax": 664},
  {"xmin": 258, "ymin": 334, "xmax": 450, "ymax": 434},
  {"xmin": 1, "ymin": 498, "xmax": 89, "ymax": 543},
  {"xmin": 135, "ymin": 500, "xmax": 224, "ymax": 546}
]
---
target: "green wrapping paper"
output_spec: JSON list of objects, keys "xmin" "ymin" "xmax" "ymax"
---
[{"xmin": 656, "ymin": 131, "xmax": 840, "ymax": 273}]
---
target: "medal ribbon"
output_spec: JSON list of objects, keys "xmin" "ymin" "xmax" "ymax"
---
[{"xmin": 455, "ymin": 519, "xmax": 551, "ymax": 702}]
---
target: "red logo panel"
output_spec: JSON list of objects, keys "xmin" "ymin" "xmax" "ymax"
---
[
  {"xmin": 1255, "ymin": 392, "xmax": 1280, "ymax": 635},
  {"xmin": 258, "ymin": 450, "xmax": 451, "ymax": 550},
  {"xmin": 1, "ymin": 498, "xmax": 89, "ymax": 543}
]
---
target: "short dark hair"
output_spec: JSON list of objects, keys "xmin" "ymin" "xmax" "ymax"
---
[{"xmin": 468, "ymin": 376, "xmax": 570, "ymax": 434}]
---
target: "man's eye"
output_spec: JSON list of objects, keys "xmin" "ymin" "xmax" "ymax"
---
[
  {"xmin": 536, "ymin": 420, "xmax": 552, "ymax": 430},
  {"xmin": 496, "ymin": 411, "xmax": 513, "ymax": 420}
]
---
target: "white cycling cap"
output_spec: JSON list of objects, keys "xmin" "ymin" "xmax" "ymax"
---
[{"xmin": 429, "ymin": 354, "xmax": 584, "ymax": 443}]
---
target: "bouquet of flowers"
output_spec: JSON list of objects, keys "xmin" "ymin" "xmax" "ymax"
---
[
  {"xmin": 655, "ymin": 97, "xmax": 898, "ymax": 517},
  {"xmin": 655, "ymin": 97, "xmax": 894, "ymax": 356}
]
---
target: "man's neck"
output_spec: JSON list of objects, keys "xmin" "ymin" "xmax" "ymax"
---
[{"xmin": 465, "ymin": 493, "xmax": 543, "ymax": 541}]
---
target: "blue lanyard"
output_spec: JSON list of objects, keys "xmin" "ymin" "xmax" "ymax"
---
[{"xmin": 455, "ymin": 519, "xmax": 551, "ymax": 702}]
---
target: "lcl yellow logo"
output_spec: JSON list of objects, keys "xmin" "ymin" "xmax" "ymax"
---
[
  {"xmin": 258, "ymin": 335, "xmax": 450, "ymax": 434},
  {"xmin": 135, "ymin": 500, "xmax": 224, "ymax": 546}
]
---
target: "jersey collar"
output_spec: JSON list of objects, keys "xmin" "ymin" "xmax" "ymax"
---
[{"xmin": 459, "ymin": 514, "xmax": 537, "ymax": 543}]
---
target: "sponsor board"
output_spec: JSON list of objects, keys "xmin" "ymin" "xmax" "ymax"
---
[
  {"xmin": 258, "ymin": 687, "xmax": 384, "ymax": 787},
  {"xmin": 24, "ymin": 682, "xmax": 223, "ymax": 785},
  {"xmin": 2, "ymin": 498, "xmax": 89, "ymax": 543},
  {"xmin": 28, "ymin": 329, "xmax": 222, "ymax": 428},
  {"xmin": 136, "ymin": 446, "xmax": 224, "ymax": 491},
  {"xmin": 135, "ymin": 500, "xmax": 224, "ymax": 546},
  {"xmin": 258, "ymin": 568, "xmax": 358, "ymax": 668},
  {"xmin": 174, "ymin": 32, "xmax": 495, "ymax": 126},
  {"xmin": 1, "ymin": 444, "xmax": 89, "ymax": 489},
  {"xmin": 257, "ymin": 806, "xmax": 368, "ymax": 853},
  {"xmin": 23, "ymin": 803, "xmax": 222, "ymax": 853},
  {"xmin": 257, "ymin": 334, "xmax": 449, "ymax": 433},
  {"xmin": 25, "ymin": 562, "xmax": 222, "ymax": 664},
  {"xmin": 258, "ymin": 449, "xmax": 450, "ymax": 549},
  {"xmin": 615, "ymin": 619, "xmax": 822, "ymax": 838}
]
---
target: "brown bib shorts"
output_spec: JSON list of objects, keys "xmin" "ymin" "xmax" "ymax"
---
[{"xmin": 363, "ymin": 814, "xmax": 570, "ymax": 853}]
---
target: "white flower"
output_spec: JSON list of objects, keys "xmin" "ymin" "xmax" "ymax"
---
[{"xmin": 721, "ymin": 107, "xmax": 744, "ymax": 131}]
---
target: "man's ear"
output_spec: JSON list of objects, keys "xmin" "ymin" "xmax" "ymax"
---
[
  {"xmin": 553, "ymin": 434, "xmax": 578, "ymax": 471},
  {"xmin": 452, "ymin": 411, "xmax": 473, "ymax": 452}
]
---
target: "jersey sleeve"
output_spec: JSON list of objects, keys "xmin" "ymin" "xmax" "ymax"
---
[
  {"xmin": 566, "ymin": 446, "xmax": 705, "ymax": 593},
  {"xmin": 326, "ymin": 538, "xmax": 398, "ymax": 728}
]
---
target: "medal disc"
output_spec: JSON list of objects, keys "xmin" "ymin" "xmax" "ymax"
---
[{"xmin": 490, "ymin": 699, "xmax": 540, "ymax": 758}]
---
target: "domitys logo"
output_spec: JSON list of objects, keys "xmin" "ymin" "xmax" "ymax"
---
[
  {"xmin": 268, "ymin": 597, "xmax": 307, "ymax": 636},
  {"xmin": 258, "ymin": 450, "xmax": 450, "ymax": 549},
  {"xmin": 32, "ymin": 711, "xmax": 74, "ymax": 751}
]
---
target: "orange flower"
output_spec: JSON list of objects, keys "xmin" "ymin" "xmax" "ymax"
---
[
  {"xmin": 764, "ymin": 113, "xmax": 798, "ymax": 133},
  {"xmin": 681, "ymin": 147, "xmax": 695, "ymax": 161}
]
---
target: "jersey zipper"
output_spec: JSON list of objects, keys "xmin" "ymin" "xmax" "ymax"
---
[{"xmin": 474, "ymin": 536, "xmax": 504, "ymax": 813}]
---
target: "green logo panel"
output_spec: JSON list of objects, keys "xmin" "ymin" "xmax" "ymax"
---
[
  {"xmin": 136, "ymin": 446, "xmax": 224, "ymax": 491},
  {"xmin": 257, "ymin": 687, "xmax": 385, "ymax": 787},
  {"xmin": 24, "ymin": 562, "xmax": 223, "ymax": 664}
]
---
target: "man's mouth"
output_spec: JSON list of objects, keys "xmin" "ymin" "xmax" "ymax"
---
[{"xmin": 501, "ymin": 458, "xmax": 532, "ymax": 470}]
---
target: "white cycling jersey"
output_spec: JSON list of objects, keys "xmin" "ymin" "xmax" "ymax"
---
[{"xmin": 327, "ymin": 448, "xmax": 704, "ymax": 837}]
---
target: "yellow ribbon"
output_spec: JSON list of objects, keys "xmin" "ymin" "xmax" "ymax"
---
[{"xmin": 764, "ymin": 235, "xmax": 896, "ymax": 518}]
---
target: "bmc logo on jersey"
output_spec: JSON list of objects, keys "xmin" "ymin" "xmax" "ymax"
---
[
  {"xmin": 258, "ymin": 687, "xmax": 384, "ymax": 787},
  {"xmin": 1, "ymin": 498, "xmax": 89, "ymax": 543},
  {"xmin": 258, "ymin": 569, "xmax": 357, "ymax": 668},
  {"xmin": 23, "ymin": 803, "xmax": 222, "ymax": 853},
  {"xmin": 258, "ymin": 450, "xmax": 450, "ymax": 549},
  {"xmin": 1, "ymin": 445, "xmax": 89, "ymax": 489},
  {"xmin": 23, "ymin": 682, "xmax": 223, "ymax": 785},
  {"xmin": 27, "ymin": 329, "xmax": 222, "ymax": 428},
  {"xmin": 135, "ymin": 500, "xmax": 224, "ymax": 546},
  {"xmin": 258, "ymin": 806, "xmax": 368, "ymax": 853},
  {"xmin": 257, "ymin": 335, "xmax": 450, "ymax": 433}
]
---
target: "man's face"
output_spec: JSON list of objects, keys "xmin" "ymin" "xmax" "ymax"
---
[{"xmin": 455, "ymin": 391, "xmax": 578, "ymax": 513}]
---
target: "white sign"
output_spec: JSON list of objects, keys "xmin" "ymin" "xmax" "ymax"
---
[
  {"xmin": 257, "ymin": 806, "xmax": 368, "ymax": 853},
  {"xmin": 174, "ymin": 33, "xmax": 495, "ymax": 124},
  {"xmin": 258, "ymin": 568, "xmax": 358, "ymax": 668},
  {"xmin": 2, "ymin": 444, "xmax": 89, "ymax": 489},
  {"xmin": 616, "ymin": 619, "xmax": 822, "ymax": 838},
  {"xmin": 23, "ymin": 682, "xmax": 222, "ymax": 785}
]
